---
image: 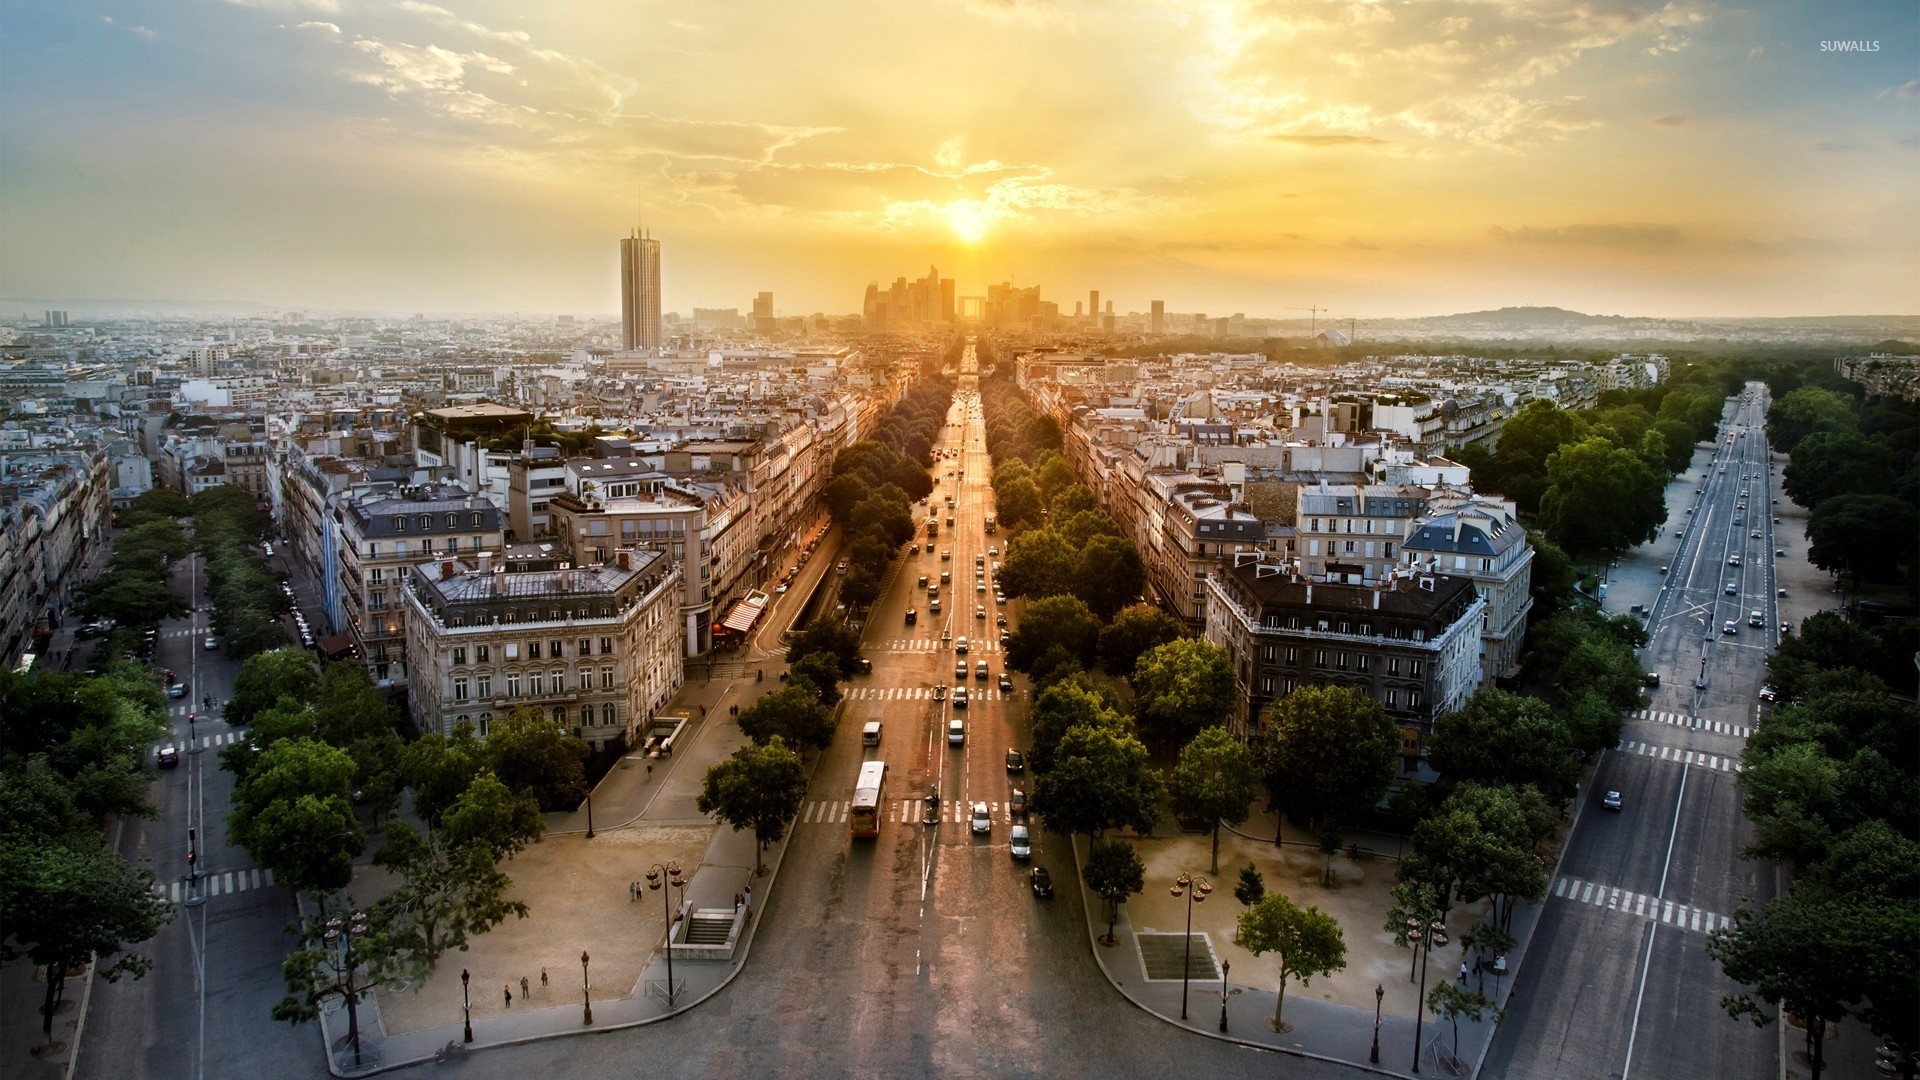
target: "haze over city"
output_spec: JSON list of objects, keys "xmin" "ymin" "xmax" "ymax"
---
[{"xmin": 2, "ymin": 0, "xmax": 1914, "ymax": 318}]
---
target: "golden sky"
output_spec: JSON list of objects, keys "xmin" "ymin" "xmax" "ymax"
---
[{"xmin": 1, "ymin": 0, "xmax": 1914, "ymax": 317}]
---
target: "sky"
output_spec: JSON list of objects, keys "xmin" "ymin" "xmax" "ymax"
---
[{"xmin": 1, "ymin": 0, "xmax": 1915, "ymax": 319}]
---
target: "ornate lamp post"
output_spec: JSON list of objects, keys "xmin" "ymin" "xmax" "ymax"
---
[
  {"xmin": 323, "ymin": 909, "xmax": 370, "ymax": 1067},
  {"xmin": 581, "ymin": 951, "xmax": 592, "ymax": 1025},
  {"xmin": 1218, "ymin": 960, "xmax": 1231, "ymax": 1032},
  {"xmin": 1371, "ymin": 982, "xmax": 1384, "ymax": 1063},
  {"xmin": 1406, "ymin": 913, "xmax": 1448, "ymax": 1073},
  {"xmin": 1170, "ymin": 873, "xmax": 1212, "ymax": 1021},
  {"xmin": 585, "ymin": 788, "xmax": 595, "ymax": 840},
  {"xmin": 460, "ymin": 968, "xmax": 472, "ymax": 1043},
  {"xmin": 646, "ymin": 861, "xmax": 688, "ymax": 1009}
]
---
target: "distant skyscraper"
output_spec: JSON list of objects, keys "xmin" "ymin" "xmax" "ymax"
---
[
  {"xmin": 620, "ymin": 228, "xmax": 661, "ymax": 350},
  {"xmin": 1088, "ymin": 291, "xmax": 1099, "ymax": 325},
  {"xmin": 1151, "ymin": 300, "xmax": 1165, "ymax": 334},
  {"xmin": 753, "ymin": 291, "xmax": 775, "ymax": 332}
]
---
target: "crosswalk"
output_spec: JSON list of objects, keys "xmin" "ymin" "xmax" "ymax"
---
[
  {"xmin": 1617, "ymin": 740, "xmax": 1743, "ymax": 773},
  {"xmin": 881, "ymin": 638, "xmax": 1002, "ymax": 653},
  {"xmin": 841, "ymin": 686, "xmax": 1008, "ymax": 702},
  {"xmin": 154, "ymin": 867, "xmax": 277, "ymax": 904},
  {"xmin": 153, "ymin": 731, "xmax": 245, "ymax": 754},
  {"xmin": 1552, "ymin": 876, "xmax": 1731, "ymax": 936},
  {"xmin": 1628, "ymin": 709, "xmax": 1749, "ymax": 738},
  {"xmin": 801, "ymin": 799, "xmax": 1022, "ymax": 826}
]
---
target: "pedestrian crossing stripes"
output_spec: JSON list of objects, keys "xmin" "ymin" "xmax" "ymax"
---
[
  {"xmin": 883, "ymin": 638, "xmax": 1001, "ymax": 653},
  {"xmin": 1629, "ymin": 710, "xmax": 1749, "ymax": 738},
  {"xmin": 154, "ymin": 867, "xmax": 276, "ymax": 904},
  {"xmin": 840, "ymin": 687, "xmax": 1006, "ymax": 702},
  {"xmin": 152, "ymin": 731, "xmax": 244, "ymax": 755},
  {"xmin": 800, "ymin": 799, "xmax": 1022, "ymax": 826},
  {"xmin": 1616, "ymin": 741, "xmax": 1743, "ymax": 773},
  {"xmin": 1552, "ymin": 876, "xmax": 1731, "ymax": 936}
]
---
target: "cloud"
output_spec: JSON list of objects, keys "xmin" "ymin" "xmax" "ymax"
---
[
  {"xmin": 1748, "ymin": 45, "xmax": 1765, "ymax": 60},
  {"xmin": 293, "ymin": 21, "xmax": 341, "ymax": 35},
  {"xmin": 1881, "ymin": 80, "xmax": 1919, "ymax": 100},
  {"xmin": 1651, "ymin": 114, "xmax": 1688, "ymax": 126},
  {"xmin": 1490, "ymin": 223, "xmax": 1684, "ymax": 247},
  {"xmin": 934, "ymin": 136, "xmax": 967, "ymax": 171},
  {"xmin": 222, "ymin": 0, "xmax": 340, "ymax": 12},
  {"xmin": 1267, "ymin": 134, "xmax": 1388, "ymax": 146},
  {"xmin": 1345, "ymin": 237, "xmax": 1379, "ymax": 250},
  {"xmin": 965, "ymin": 0, "xmax": 1073, "ymax": 29}
]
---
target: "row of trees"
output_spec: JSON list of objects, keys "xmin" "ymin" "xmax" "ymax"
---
[
  {"xmin": 823, "ymin": 381, "xmax": 950, "ymax": 608},
  {"xmin": 1707, "ymin": 614, "xmax": 1920, "ymax": 1079},
  {"xmin": 192, "ymin": 485, "xmax": 294, "ymax": 658},
  {"xmin": 1771, "ymin": 384, "xmax": 1920, "ymax": 590},
  {"xmin": 76, "ymin": 488, "xmax": 193, "ymax": 631},
  {"xmin": 0, "ymin": 661, "xmax": 174, "ymax": 1041}
]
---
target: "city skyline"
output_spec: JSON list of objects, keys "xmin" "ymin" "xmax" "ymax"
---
[{"xmin": 1, "ymin": 1, "xmax": 1914, "ymax": 318}]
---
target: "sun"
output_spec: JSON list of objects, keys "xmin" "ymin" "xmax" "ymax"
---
[{"xmin": 944, "ymin": 201, "xmax": 993, "ymax": 245}]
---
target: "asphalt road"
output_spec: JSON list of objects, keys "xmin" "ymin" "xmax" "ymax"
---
[
  {"xmin": 1485, "ymin": 387, "xmax": 1780, "ymax": 1080},
  {"xmin": 75, "ymin": 551, "xmax": 326, "ymax": 1080}
]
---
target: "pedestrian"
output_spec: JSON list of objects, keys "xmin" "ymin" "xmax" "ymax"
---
[
  {"xmin": 504, "ymin": 983, "xmax": 512, "ymax": 1008},
  {"xmin": 628, "ymin": 881, "xmax": 636, "ymax": 902},
  {"xmin": 646, "ymin": 763, "xmax": 653, "ymax": 780},
  {"xmin": 734, "ymin": 892, "xmax": 742, "ymax": 912},
  {"xmin": 744, "ymin": 882, "xmax": 752, "ymax": 907},
  {"xmin": 521, "ymin": 975, "xmax": 530, "ymax": 1000},
  {"xmin": 540, "ymin": 967, "xmax": 549, "ymax": 991},
  {"xmin": 1458, "ymin": 960, "xmax": 1468, "ymax": 982}
]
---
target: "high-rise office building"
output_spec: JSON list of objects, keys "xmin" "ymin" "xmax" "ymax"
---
[
  {"xmin": 1151, "ymin": 300, "xmax": 1165, "ymax": 333},
  {"xmin": 752, "ymin": 291, "xmax": 775, "ymax": 333},
  {"xmin": 1088, "ymin": 291, "xmax": 1099, "ymax": 325},
  {"xmin": 620, "ymin": 228, "xmax": 662, "ymax": 350}
]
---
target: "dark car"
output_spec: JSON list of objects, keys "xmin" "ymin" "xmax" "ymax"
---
[
  {"xmin": 1005, "ymin": 748, "xmax": 1025, "ymax": 774},
  {"xmin": 1009, "ymin": 788, "xmax": 1028, "ymax": 817},
  {"xmin": 1030, "ymin": 866, "xmax": 1054, "ymax": 898},
  {"xmin": 853, "ymin": 657, "xmax": 873, "ymax": 675},
  {"xmin": 155, "ymin": 745, "xmax": 180, "ymax": 769}
]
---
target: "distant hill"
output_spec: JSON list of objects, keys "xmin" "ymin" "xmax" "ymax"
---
[{"xmin": 1410, "ymin": 306, "xmax": 1641, "ymax": 327}]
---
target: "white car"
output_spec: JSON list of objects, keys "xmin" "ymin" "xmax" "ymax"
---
[
  {"xmin": 1009, "ymin": 825, "xmax": 1031, "ymax": 859},
  {"xmin": 970, "ymin": 802, "xmax": 991, "ymax": 835},
  {"xmin": 203, "ymin": 636, "xmax": 219, "ymax": 650}
]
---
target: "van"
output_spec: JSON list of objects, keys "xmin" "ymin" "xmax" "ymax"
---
[
  {"xmin": 862, "ymin": 722, "xmax": 882, "ymax": 747},
  {"xmin": 1748, "ymin": 611, "xmax": 1764, "ymax": 627},
  {"xmin": 948, "ymin": 718, "xmax": 966, "ymax": 745}
]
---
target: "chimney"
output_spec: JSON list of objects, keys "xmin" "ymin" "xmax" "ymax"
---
[
  {"xmin": 616, "ymin": 549, "xmax": 631, "ymax": 570},
  {"xmin": 477, "ymin": 551, "xmax": 493, "ymax": 574},
  {"xmin": 440, "ymin": 560, "xmax": 455, "ymax": 579}
]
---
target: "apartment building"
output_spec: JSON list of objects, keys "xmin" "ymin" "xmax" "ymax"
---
[
  {"xmin": 403, "ymin": 547, "xmax": 683, "ymax": 750},
  {"xmin": 1295, "ymin": 483, "xmax": 1432, "ymax": 584},
  {"xmin": 336, "ymin": 483, "xmax": 505, "ymax": 680},
  {"xmin": 1204, "ymin": 556, "xmax": 1485, "ymax": 772},
  {"xmin": 0, "ymin": 447, "xmax": 112, "ymax": 665},
  {"xmin": 1400, "ymin": 495, "xmax": 1533, "ymax": 682}
]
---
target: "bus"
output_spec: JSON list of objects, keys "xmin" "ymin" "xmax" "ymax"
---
[
  {"xmin": 851, "ymin": 760, "xmax": 887, "ymax": 838},
  {"xmin": 926, "ymin": 518, "xmax": 939, "ymax": 539},
  {"xmin": 984, "ymin": 515, "xmax": 996, "ymax": 535}
]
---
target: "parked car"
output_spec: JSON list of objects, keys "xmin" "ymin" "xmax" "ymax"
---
[
  {"xmin": 998, "ymin": 672, "xmax": 1013, "ymax": 692},
  {"xmin": 1009, "ymin": 788, "xmax": 1028, "ymax": 817},
  {"xmin": 1009, "ymin": 825, "xmax": 1032, "ymax": 859},
  {"xmin": 1005, "ymin": 748, "xmax": 1025, "ymax": 774},
  {"xmin": 1758, "ymin": 685, "xmax": 1779, "ymax": 702},
  {"xmin": 1030, "ymin": 866, "xmax": 1054, "ymax": 898}
]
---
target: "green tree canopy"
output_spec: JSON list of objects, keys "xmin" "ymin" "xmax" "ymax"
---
[
  {"xmin": 1806, "ymin": 493, "xmax": 1918, "ymax": 585},
  {"xmin": 1000, "ymin": 526, "xmax": 1079, "ymax": 601},
  {"xmin": 1766, "ymin": 386, "xmax": 1857, "ymax": 451},
  {"xmin": 1538, "ymin": 436, "xmax": 1665, "ymax": 558},
  {"xmin": 1082, "ymin": 839, "xmax": 1145, "ymax": 945},
  {"xmin": 1782, "ymin": 431, "xmax": 1896, "ymax": 509},
  {"xmin": 1237, "ymin": 892, "xmax": 1348, "ymax": 1032},
  {"xmin": 1005, "ymin": 594, "xmax": 1100, "ymax": 675},
  {"xmin": 1130, "ymin": 637, "xmax": 1237, "ymax": 748},
  {"xmin": 400, "ymin": 722, "xmax": 486, "ymax": 828},
  {"xmin": 372, "ymin": 822, "xmax": 530, "ymax": 967},
  {"xmin": 0, "ymin": 840, "xmax": 172, "ymax": 1037},
  {"xmin": 736, "ymin": 683, "xmax": 836, "ymax": 751},
  {"xmin": 483, "ymin": 707, "xmax": 589, "ymax": 811},
  {"xmin": 1097, "ymin": 604, "xmax": 1188, "ymax": 676},
  {"xmin": 1032, "ymin": 723, "xmax": 1163, "ymax": 840},
  {"xmin": 1168, "ymin": 727, "xmax": 1261, "ymax": 873},
  {"xmin": 1071, "ymin": 534, "xmax": 1145, "ymax": 620},
  {"xmin": 697, "ymin": 737, "xmax": 807, "ymax": 875},
  {"xmin": 1254, "ymin": 685, "xmax": 1398, "ymax": 841},
  {"xmin": 1026, "ymin": 673, "xmax": 1131, "ymax": 775},
  {"xmin": 1428, "ymin": 687, "xmax": 1580, "ymax": 800},
  {"xmin": 227, "ymin": 649, "xmax": 321, "ymax": 727}
]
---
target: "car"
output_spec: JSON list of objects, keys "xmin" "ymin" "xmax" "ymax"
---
[
  {"xmin": 1734, "ymin": 516, "xmax": 1743, "ymax": 525},
  {"xmin": 168, "ymin": 682, "xmax": 188, "ymax": 698},
  {"xmin": 905, "ymin": 608, "xmax": 918, "ymax": 624},
  {"xmin": 941, "ymin": 549, "xmax": 951, "ymax": 561},
  {"xmin": 971, "ymin": 802, "xmax": 991, "ymax": 834},
  {"xmin": 262, "ymin": 542, "xmax": 274, "ymax": 556},
  {"xmin": 933, "ymin": 683, "xmax": 948, "ymax": 701},
  {"xmin": 988, "ymin": 546, "xmax": 999, "ymax": 557},
  {"xmin": 956, "ymin": 660, "xmax": 969, "ymax": 679},
  {"xmin": 994, "ymin": 592, "xmax": 1005, "ymax": 604},
  {"xmin": 1723, "ymin": 621, "xmax": 1738, "ymax": 635},
  {"xmin": 1602, "ymin": 790, "xmax": 1623, "ymax": 811},
  {"xmin": 156, "ymin": 745, "xmax": 180, "ymax": 769},
  {"xmin": 949, "ymin": 717, "xmax": 967, "ymax": 744},
  {"xmin": 955, "ymin": 636, "xmax": 969, "ymax": 654},
  {"xmin": 976, "ymin": 660, "xmax": 989, "ymax": 680},
  {"xmin": 1750, "ymin": 531, "xmax": 1761, "ymax": 540},
  {"xmin": 1775, "ymin": 549, "xmax": 1784, "ymax": 557},
  {"xmin": 1758, "ymin": 685, "xmax": 1779, "ymax": 702},
  {"xmin": 918, "ymin": 575, "xmax": 929, "ymax": 589},
  {"xmin": 909, "ymin": 543, "xmax": 919, "ymax": 555},
  {"xmin": 1009, "ymin": 825, "xmax": 1032, "ymax": 859},
  {"xmin": 1659, "ymin": 565, "xmax": 1668, "ymax": 575},
  {"xmin": 1749, "ymin": 611, "xmax": 1764, "ymax": 627},
  {"xmin": 996, "ymin": 612, "xmax": 1007, "ymax": 627},
  {"xmin": 836, "ymin": 560, "xmax": 848, "ymax": 575},
  {"xmin": 999, "ymin": 672, "xmax": 1013, "ymax": 692},
  {"xmin": 1009, "ymin": 788, "xmax": 1028, "ymax": 817},
  {"xmin": 774, "ymin": 581, "xmax": 790, "ymax": 594},
  {"xmin": 1725, "ymin": 582, "xmax": 1738, "ymax": 595},
  {"xmin": 941, "ymin": 570, "xmax": 951, "ymax": 585},
  {"xmin": 929, "ymin": 599, "xmax": 941, "ymax": 614},
  {"xmin": 946, "ymin": 516, "xmax": 955, "ymax": 528},
  {"xmin": 204, "ymin": 636, "xmax": 219, "ymax": 650},
  {"xmin": 1727, "ymin": 555, "xmax": 1741, "ymax": 566},
  {"xmin": 1777, "ymin": 586, "xmax": 1787, "ymax": 597},
  {"xmin": 1773, "ymin": 516, "xmax": 1780, "ymax": 524},
  {"xmin": 854, "ymin": 657, "xmax": 872, "ymax": 674},
  {"xmin": 975, "ymin": 604, "xmax": 986, "ymax": 620},
  {"xmin": 1006, "ymin": 748, "xmax": 1025, "ymax": 773},
  {"xmin": 1030, "ymin": 866, "xmax": 1054, "ymax": 898},
  {"xmin": 1643, "ymin": 672, "xmax": 1661, "ymax": 688},
  {"xmin": 1780, "ymin": 621, "xmax": 1792, "ymax": 635}
]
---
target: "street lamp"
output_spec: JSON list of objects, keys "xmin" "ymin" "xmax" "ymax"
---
[
  {"xmin": 646, "ymin": 861, "xmax": 688, "ymax": 1009},
  {"xmin": 322, "ymin": 909, "xmax": 370, "ymax": 1067},
  {"xmin": 460, "ymin": 968, "xmax": 472, "ymax": 1043},
  {"xmin": 1218, "ymin": 960, "xmax": 1231, "ymax": 1033},
  {"xmin": 1371, "ymin": 982, "xmax": 1384, "ymax": 1064},
  {"xmin": 1405, "ymin": 913, "xmax": 1448, "ymax": 1074},
  {"xmin": 1169, "ymin": 872, "xmax": 1212, "ymax": 1021},
  {"xmin": 581, "ymin": 951, "xmax": 592, "ymax": 1025},
  {"xmin": 585, "ymin": 787, "xmax": 595, "ymax": 840}
]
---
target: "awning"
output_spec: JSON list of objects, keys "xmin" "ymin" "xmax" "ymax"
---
[
  {"xmin": 318, "ymin": 632, "xmax": 358, "ymax": 659},
  {"xmin": 719, "ymin": 590, "xmax": 771, "ymax": 634}
]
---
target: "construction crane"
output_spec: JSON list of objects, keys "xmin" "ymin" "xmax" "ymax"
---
[{"xmin": 1289, "ymin": 305, "xmax": 1329, "ymax": 337}]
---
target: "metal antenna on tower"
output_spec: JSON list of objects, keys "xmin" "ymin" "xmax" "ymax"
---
[{"xmin": 1289, "ymin": 305, "xmax": 1329, "ymax": 336}]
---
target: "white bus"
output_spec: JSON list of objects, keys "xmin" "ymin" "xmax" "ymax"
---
[{"xmin": 850, "ymin": 760, "xmax": 887, "ymax": 838}]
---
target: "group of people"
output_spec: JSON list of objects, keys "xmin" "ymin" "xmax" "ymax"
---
[{"xmin": 502, "ymin": 968, "xmax": 549, "ymax": 1007}]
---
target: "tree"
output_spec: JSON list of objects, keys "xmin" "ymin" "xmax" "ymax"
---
[
  {"xmin": 1237, "ymin": 892, "xmax": 1348, "ymax": 1032},
  {"xmin": 1525, "ymin": 531, "xmax": 1579, "ymax": 622},
  {"xmin": 1026, "ymin": 674, "xmax": 1130, "ymax": 775},
  {"xmin": 1254, "ymin": 686, "xmax": 1398, "ymax": 843},
  {"xmin": 1806, "ymin": 493, "xmax": 1918, "ymax": 586},
  {"xmin": 1737, "ymin": 740, "xmax": 1843, "ymax": 868},
  {"xmin": 372, "ymin": 821, "xmax": 530, "ymax": 967},
  {"xmin": 1000, "ymin": 527, "xmax": 1078, "ymax": 600},
  {"xmin": 439, "ymin": 770, "xmax": 546, "ymax": 861},
  {"xmin": 1097, "ymin": 604, "xmax": 1187, "ymax": 676},
  {"xmin": 272, "ymin": 904, "xmax": 412, "ymax": 1033},
  {"xmin": 735, "ymin": 684, "xmax": 836, "ymax": 752},
  {"xmin": 1005, "ymin": 594, "xmax": 1101, "ymax": 675},
  {"xmin": 1071, "ymin": 534, "xmax": 1145, "ymax": 619},
  {"xmin": 1234, "ymin": 864, "xmax": 1266, "ymax": 909},
  {"xmin": 1783, "ymin": 431, "xmax": 1895, "ymax": 509},
  {"xmin": 400, "ymin": 722, "xmax": 486, "ymax": 828},
  {"xmin": 309, "ymin": 663, "xmax": 399, "ymax": 748},
  {"xmin": 74, "ymin": 570, "xmax": 188, "ymax": 628},
  {"xmin": 1538, "ymin": 436, "xmax": 1665, "ymax": 558},
  {"xmin": 697, "ymin": 737, "xmax": 807, "ymax": 876},
  {"xmin": 483, "ymin": 707, "xmax": 589, "ymax": 811},
  {"xmin": 227, "ymin": 737, "xmax": 364, "ymax": 896},
  {"xmin": 1408, "ymin": 783, "xmax": 1546, "ymax": 931},
  {"xmin": 1082, "ymin": 839, "xmax": 1145, "ymax": 946},
  {"xmin": 1427, "ymin": 687, "xmax": 1580, "ymax": 800},
  {"xmin": 1130, "ymin": 637, "xmax": 1237, "ymax": 749},
  {"xmin": 1766, "ymin": 386, "xmax": 1856, "ymax": 451},
  {"xmin": 226, "ymin": 649, "xmax": 320, "ymax": 727},
  {"xmin": 994, "ymin": 474, "xmax": 1044, "ymax": 531},
  {"xmin": 111, "ymin": 520, "xmax": 193, "ymax": 576},
  {"xmin": 785, "ymin": 618, "xmax": 863, "ymax": 676},
  {"xmin": 1708, "ymin": 892, "xmax": 1875, "ymax": 1080},
  {"xmin": 1427, "ymin": 982, "xmax": 1501, "ymax": 1058},
  {"xmin": 788, "ymin": 653, "xmax": 844, "ymax": 708},
  {"xmin": 1167, "ymin": 728, "xmax": 1260, "ymax": 873},
  {"xmin": 118, "ymin": 486, "xmax": 190, "ymax": 527},
  {"xmin": 1032, "ymin": 723, "xmax": 1163, "ymax": 839},
  {"xmin": 0, "ymin": 842, "xmax": 172, "ymax": 1038}
]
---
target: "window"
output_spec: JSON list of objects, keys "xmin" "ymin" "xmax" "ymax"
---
[
  {"xmin": 601, "ymin": 702, "xmax": 616, "ymax": 726},
  {"xmin": 1260, "ymin": 645, "xmax": 1277, "ymax": 662},
  {"xmin": 452, "ymin": 646, "xmax": 467, "ymax": 666},
  {"xmin": 1410, "ymin": 660, "xmax": 1424, "ymax": 677},
  {"xmin": 1410, "ymin": 691, "xmax": 1424, "ymax": 710},
  {"xmin": 1345, "ymin": 540, "xmax": 1357, "ymax": 554},
  {"xmin": 1338, "ymin": 621, "xmax": 1350, "ymax": 635},
  {"xmin": 452, "ymin": 677, "xmax": 469, "ymax": 702},
  {"xmin": 1285, "ymin": 647, "xmax": 1298, "ymax": 664},
  {"xmin": 470, "ymin": 512, "xmax": 483, "ymax": 527},
  {"xmin": 1335, "ymin": 651, "xmax": 1349, "ymax": 671},
  {"xmin": 396, "ymin": 517, "xmax": 408, "ymax": 532},
  {"xmin": 369, "ymin": 542, "xmax": 380, "ymax": 558},
  {"xmin": 369, "ymin": 567, "xmax": 384, "ymax": 584},
  {"xmin": 528, "ymin": 640, "xmax": 542, "ymax": 658},
  {"xmin": 599, "ymin": 637, "xmax": 613, "ymax": 655},
  {"xmin": 1384, "ymin": 542, "xmax": 1394, "ymax": 558},
  {"xmin": 552, "ymin": 706, "xmax": 566, "ymax": 725},
  {"xmin": 580, "ymin": 670, "xmax": 593, "ymax": 691},
  {"xmin": 1260, "ymin": 676, "xmax": 1274, "ymax": 695},
  {"xmin": 506, "ymin": 673, "xmax": 521, "ymax": 697},
  {"xmin": 473, "ymin": 536, "xmax": 484, "ymax": 551},
  {"xmin": 1358, "ymin": 655, "xmax": 1371, "ymax": 673},
  {"xmin": 1386, "ymin": 689, "xmax": 1398, "ymax": 709},
  {"xmin": 418, "ymin": 515, "xmax": 431, "ymax": 530},
  {"xmin": 529, "ymin": 672, "xmax": 543, "ymax": 696},
  {"xmin": 1388, "ymin": 658, "xmax": 1400, "ymax": 676},
  {"xmin": 578, "ymin": 639, "xmax": 592, "ymax": 657},
  {"xmin": 477, "ymin": 674, "xmax": 491, "ymax": 698},
  {"xmin": 476, "ymin": 645, "xmax": 489, "ymax": 663},
  {"xmin": 552, "ymin": 668, "xmax": 564, "ymax": 693},
  {"xmin": 549, "ymin": 640, "xmax": 564, "ymax": 658},
  {"xmin": 1314, "ymin": 649, "xmax": 1327, "ymax": 667},
  {"xmin": 446, "ymin": 514, "xmax": 458, "ymax": 529}
]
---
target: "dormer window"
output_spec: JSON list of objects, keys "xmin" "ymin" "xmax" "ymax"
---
[
  {"xmin": 418, "ymin": 514, "xmax": 432, "ymax": 530},
  {"xmin": 395, "ymin": 517, "xmax": 408, "ymax": 532}
]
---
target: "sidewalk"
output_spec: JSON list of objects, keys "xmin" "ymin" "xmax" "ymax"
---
[{"xmin": 307, "ymin": 527, "xmax": 836, "ymax": 1076}]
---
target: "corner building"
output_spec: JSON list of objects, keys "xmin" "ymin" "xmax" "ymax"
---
[{"xmin": 403, "ymin": 548, "xmax": 683, "ymax": 751}]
